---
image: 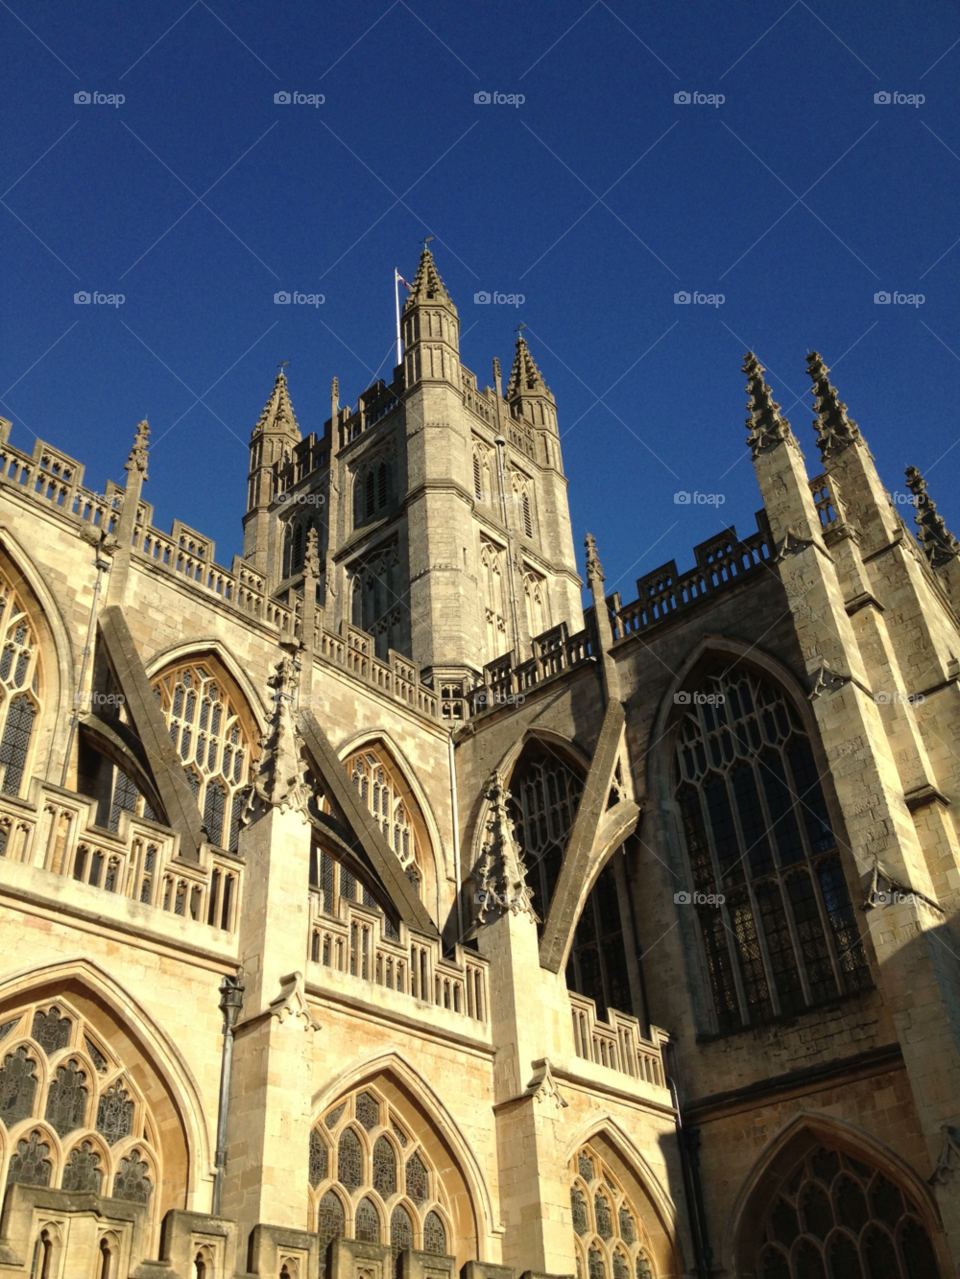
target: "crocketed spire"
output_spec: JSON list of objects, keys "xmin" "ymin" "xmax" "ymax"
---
[
  {"xmin": 402, "ymin": 245, "xmax": 454, "ymax": 311},
  {"xmin": 252, "ymin": 370, "xmax": 301, "ymax": 442},
  {"xmin": 806, "ymin": 352, "xmax": 861, "ymax": 460},
  {"xmin": 125, "ymin": 419, "xmax": 150, "ymax": 477},
  {"xmin": 507, "ymin": 332, "xmax": 550, "ymax": 399},
  {"xmin": 905, "ymin": 466, "xmax": 960, "ymax": 568},
  {"xmin": 743, "ymin": 352, "xmax": 794, "ymax": 458}
]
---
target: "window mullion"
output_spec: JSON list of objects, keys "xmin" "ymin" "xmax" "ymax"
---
[
  {"xmin": 807, "ymin": 856, "xmax": 849, "ymax": 993},
  {"xmin": 724, "ymin": 769, "xmax": 782, "ymax": 1016},
  {"xmin": 696, "ymin": 784, "xmax": 749, "ymax": 1025}
]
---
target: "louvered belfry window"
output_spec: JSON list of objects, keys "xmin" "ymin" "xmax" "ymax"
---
[{"xmin": 674, "ymin": 666, "xmax": 870, "ymax": 1034}]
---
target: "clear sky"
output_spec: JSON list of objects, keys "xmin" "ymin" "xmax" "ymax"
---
[{"xmin": 2, "ymin": 0, "xmax": 959, "ymax": 608}]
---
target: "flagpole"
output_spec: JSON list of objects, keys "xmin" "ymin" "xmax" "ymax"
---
[{"xmin": 394, "ymin": 270, "xmax": 403, "ymax": 370}]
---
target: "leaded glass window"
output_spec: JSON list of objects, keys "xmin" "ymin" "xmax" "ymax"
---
[
  {"xmin": 151, "ymin": 662, "xmax": 254, "ymax": 848},
  {"xmin": 674, "ymin": 667, "xmax": 870, "ymax": 1033},
  {"xmin": 325, "ymin": 1103, "xmax": 346, "ymax": 1129},
  {"xmin": 7, "ymin": 1131, "xmax": 51, "ymax": 1187},
  {"xmin": 424, "ymin": 1211, "xmax": 447, "ymax": 1255},
  {"xmin": 45, "ymin": 1059, "xmax": 88, "ymax": 1136},
  {"xmin": 406, "ymin": 1151, "xmax": 428, "ymax": 1204},
  {"xmin": 0, "ymin": 574, "xmax": 41, "ymax": 799},
  {"xmin": 391, "ymin": 1205, "xmax": 413, "ymax": 1277},
  {"xmin": 511, "ymin": 747, "xmax": 583, "ymax": 915},
  {"xmin": 0, "ymin": 1046, "xmax": 38, "ymax": 1124},
  {"xmin": 310, "ymin": 1128, "xmax": 328, "ymax": 1187},
  {"xmin": 355, "ymin": 1197, "xmax": 380, "ymax": 1244},
  {"xmin": 318, "ymin": 1191, "xmax": 345, "ymax": 1255},
  {"xmin": 373, "ymin": 1136, "xmax": 397, "ymax": 1197},
  {"xmin": 756, "ymin": 1144, "xmax": 940, "ymax": 1278},
  {"xmin": 571, "ymin": 1147, "xmax": 654, "ymax": 1279},
  {"xmin": 114, "ymin": 1149, "xmax": 152, "ymax": 1203},
  {"xmin": 62, "ymin": 1140, "xmax": 103, "ymax": 1193},
  {"xmin": 32, "ymin": 1007, "xmax": 71, "ymax": 1055},
  {"xmin": 356, "ymin": 1091, "xmax": 380, "ymax": 1131},
  {"xmin": 96, "ymin": 1080, "xmax": 134, "ymax": 1145},
  {"xmin": 0, "ymin": 1017, "xmax": 18, "ymax": 1042},
  {"xmin": 85, "ymin": 1037, "xmax": 108, "ymax": 1073},
  {"xmin": 338, "ymin": 1128, "xmax": 363, "ymax": 1190},
  {"xmin": 346, "ymin": 749, "xmax": 420, "ymax": 886}
]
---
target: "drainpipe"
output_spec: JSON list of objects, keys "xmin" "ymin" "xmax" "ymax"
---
[
  {"xmin": 60, "ymin": 546, "xmax": 112, "ymax": 788},
  {"xmin": 448, "ymin": 729, "xmax": 463, "ymax": 947},
  {"xmin": 667, "ymin": 1070, "xmax": 713, "ymax": 1278},
  {"xmin": 212, "ymin": 974, "xmax": 244, "ymax": 1217}
]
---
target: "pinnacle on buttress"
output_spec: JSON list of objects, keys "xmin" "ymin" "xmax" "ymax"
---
[
  {"xmin": 507, "ymin": 332, "xmax": 551, "ymax": 401},
  {"xmin": 251, "ymin": 369, "xmax": 301, "ymax": 442},
  {"xmin": 125, "ymin": 419, "xmax": 150, "ymax": 478},
  {"xmin": 584, "ymin": 532, "xmax": 605, "ymax": 593},
  {"xmin": 905, "ymin": 465, "xmax": 960, "ymax": 569},
  {"xmin": 806, "ymin": 352, "xmax": 861, "ymax": 460},
  {"xmin": 743, "ymin": 352, "xmax": 795, "ymax": 458},
  {"xmin": 402, "ymin": 245, "xmax": 455, "ymax": 311}
]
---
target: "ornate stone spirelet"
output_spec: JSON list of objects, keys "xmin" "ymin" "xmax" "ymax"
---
[
  {"xmin": 806, "ymin": 352, "xmax": 861, "ymax": 460},
  {"xmin": 743, "ymin": 352, "xmax": 795, "ymax": 458},
  {"xmin": 474, "ymin": 772, "xmax": 537, "ymax": 923}
]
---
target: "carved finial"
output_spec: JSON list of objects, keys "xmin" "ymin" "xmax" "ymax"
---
[
  {"xmin": 248, "ymin": 656, "xmax": 308, "ymax": 818},
  {"xmin": 584, "ymin": 532, "xmax": 605, "ymax": 592},
  {"xmin": 331, "ymin": 376, "xmax": 339, "ymax": 408},
  {"xmin": 806, "ymin": 352, "xmax": 861, "ymax": 459},
  {"xmin": 474, "ymin": 772, "xmax": 537, "ymax": 923},
  {"xmin": 507, "ymin": 331, "xmax": 551, "ymax": 400},
  {"xmin": 125, "ymin": 420, "xmax": 150, "ymax": 478},
  {"xmin": 743, "ymin": 353, "xmax": 795, "ymax": 458},
  {"xmin": 905, "ymin": 465, "xmax": 960, "ymax": 568},
  {"xmin": 303, "ymin": 527, "xmax": 320, "ymax": 580}
]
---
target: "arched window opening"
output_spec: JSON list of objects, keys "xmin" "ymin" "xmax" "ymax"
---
[
  {"xmin": 473, "ymin": 453, "xmax": 484, "ymax": 502},
  {"xmin": 570, "ymin": 1147, "xmax": 657, "ymax": 1279},
  {"xmin": 98, "ymin": 1237, "xmax": 112, "ymax": 1279},
  {"xmin": 479, "ymin": 537, "xmax": 508, "ymax": 662},
  {"xmin": 0, "ymin": 566, "xmax": 42, "ymax": 798},
  {"xmin": 524, "ymin": 569, "xmax": 548, "ymax": 644},
  {"xmin": 673, "ymin": 666, "xmax": 870, "ymax": 1033},
  {"xmin": 348, "ymin": 541, "xmax": 407, "ymax": 661},
  {"xmin": 510, "ymin": 746, "xmax": 639, "ymax": 1019},
  {"xmin": 292, "ymin": 521, "xmax": 304, "ymax": 573},
  {"xmin": 522, "ymin": 490, "xmax": 533, "ymax": 538},
  {"xmin": 755, "ymin": 1143, "xmax": 941, "ymax": 1277},
  {"xmin": 150, "ymin": 661, "xmax": 256, "ymax": 850},
  {"xmin": 378, "ymin": 463, "xmax": 388, "ymax": 509}
]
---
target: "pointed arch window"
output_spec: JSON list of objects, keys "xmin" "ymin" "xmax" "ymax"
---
[
  {"xmin": 523, "ymin": 568, "xmax": 548, "ymax": 644},
  {"xmin": 673, "ymin": 666, "xmax": 871, "ymax": 1034},
  {"xmin": 0, "ymin": 569, "xmax": 42, "ymax": 798},
  {"xmin": 570, "ymin": 1147, "xmax": 657, "ymax": 1279},
  {"xmin": 348, "ymin": 539, "xmax": 407, "ymax": 661},
  {"xmin": 479, "ymin": 536, "xmax": 508, "ymax": 661},
  {"xmin": 310, "ymin": 1087, "xmax": 451, "ymax": 1263},
  {"xmin": 755, "ymin": 1143, "xmax": 940, "ymax": 1277}
]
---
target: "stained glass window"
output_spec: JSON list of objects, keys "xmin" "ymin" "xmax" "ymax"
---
[
  {"xmin": 0, "ymin": 1017, "xmax": 18, "ymax": 1042},
  {"xmin": 755, "ymin": 1144, "xmax": 940, "ymax": 1277},
  {"xmin": 356, "ymin": 1091, "xmax": 379, "ymax": 1131},
  {"xmin": 424, "ymin": 1211, "xmax": 446, "ymax": 1255},
  {"xmin": 338, "ymin": 1128, "xmax": 363, "ymax": 1190},
  {"xmin": 96, "ymin": 1080, "xmax": 134, "ymax": 1145},
  {"xmin": 595, "ymin": 1193, "xmax": 613, "ymax": 1240},
  {"xmin": 392, "ymin": 1121, "xmax": 408, "ymax": 1147},
  {"xmin": 613, "ymin": 1252, "xmax": 629, "ymax": 1279},
  {"xmin": 62, "ymin": 1140, "xmax": 103, "ymax": 1193},
  {"xmin": 405, "ymin": 1151, "xmax": 428, "ymax": 1205},
  {"xmin": 578, "ymin": 1153, "xmax": 594, "ymax": 1181},
  {"xmin": 84, "ymin": 1036, "xmax": 108, "ymax": 1073},
  {"xmin": 618, "ymin": 1209, "xmax": 635, "ymax": 1245},
  {"xmin": 6, "ymin": 1131, "xmax": 51, "ymax": 1187},
  {"xmin": 571, "ymin": 1150, "xmax": 651, "ymax": 1279},
  {"xmin": 355, "ymin": 1197, "xmax": 380, "ymax": 1244},
  {"xmin": 0, "ymin": 579, "xmax": 41, "ymax": 800},
  {"xmin": 588, "ymin": 1245, "xmax": 605, "ymax": 1279},
  {"xmin": 0, "ymin": 1046, "xmax": 38, "ymax": 1124},
  {"xmin": 373, "ymin": 1136, "xmax": 397, "ymax": 1197},
  {"xmin": 310, "ymin": 1128, "xmax": 328, "ymax": 1187},
  {"xmin": 572, "ymin": 1188, "xmax": 589, "ymax": 1236},
  {"xmin": 674, "ymin": 667, "xmax": 870, "ymax": 1032},
  {"xmin": 45, "ymin": 1059, "xmax": 88, "ymax": 1136},
  {"xmin": 114, "ymin": 1150, "xmax": 152, "ymax": 1203},
  {"xmin": 318, "ymin": 1191, "xmax": 345, "ymax": 1256},
  {"xmin": 391, "ymin": 1205, "xmax": 414, "ymax": 1277},
  {"xmin": 32, "ymin": 1007, "xmax": 71, "ymax": 1055},
  {"xmin": 325, "ymin": 1103, "xmax": 345, "ymax": 1129}
]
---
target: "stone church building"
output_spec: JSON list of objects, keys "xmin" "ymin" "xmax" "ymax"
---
[{"xmin": 0, "ymin": 247, "xmax": 957, "ymax": 1278}]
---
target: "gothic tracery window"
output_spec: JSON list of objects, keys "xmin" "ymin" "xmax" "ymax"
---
[
  {"xmin": 673, "ymin": 667, "xmax": 871, "ymax": 1034},
  {"xmin": 309, "ymin": 1087, "xmax": 451, "ymax": 1265},
  {"xmin": 349, "ymin": 540, "xmax": 408, "ymax": 661},
  {"xmin": 756, "ymin": 1144, "xmax": 940, "ymax": 1277},
  {"xmin": 151, "ymin": 661, "xmax": 254, "ymax": 850},
  {"xmin": 347, "ymin": 750, "xmax": 419, "ymax": 884},
  {"xmin": 0, "ymin": 1000, "xmax": 160, "ymax": 1217},
  {"xmin": 0, "ymin": 569, "xmax": 42, "ymax": 798},
  {"xmin": 524, "ymin": 568, "xmax": 548, "ymax": 643},
  {"xmin": 570, "ymin": 1148, "xmax": 655, "ymax": 1279},
  {"xmin": 479, "ymin": 536, "xmax": 509, "ymax": 661}
]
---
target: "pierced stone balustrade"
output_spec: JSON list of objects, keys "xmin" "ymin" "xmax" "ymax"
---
[{"xmin": 569, "ymin": 992, "xmax": 669, "ymax": 1088}]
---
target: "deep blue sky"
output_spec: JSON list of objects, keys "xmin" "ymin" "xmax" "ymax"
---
[{"xmin": 3, "ymin": 0, "xmax": 959, "ymax": 606}]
